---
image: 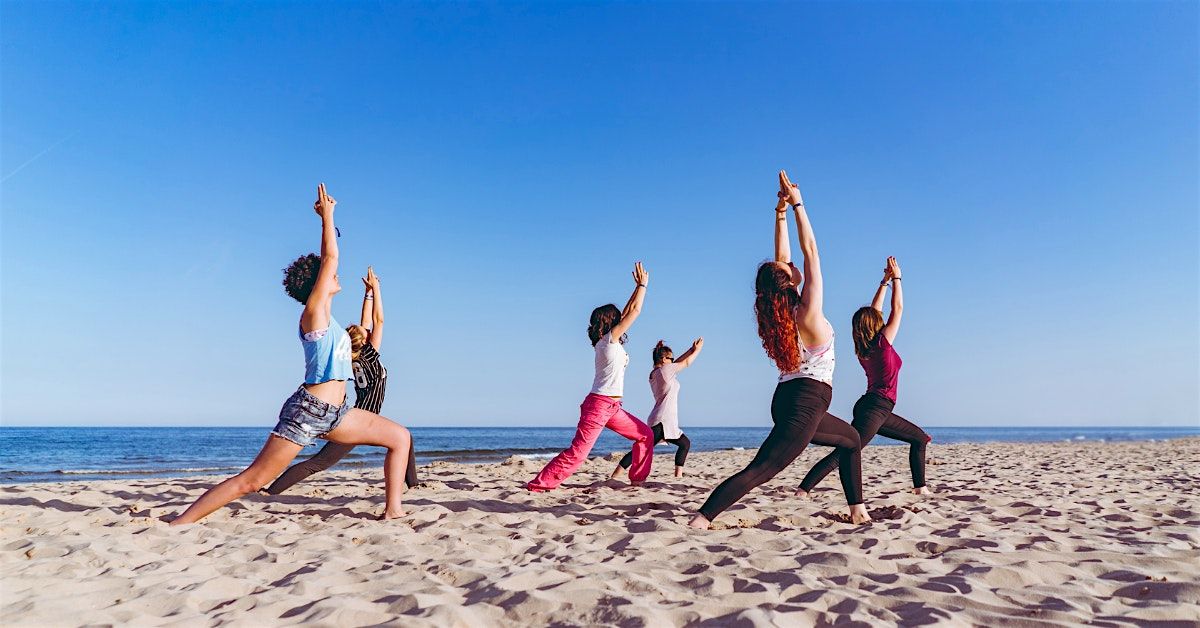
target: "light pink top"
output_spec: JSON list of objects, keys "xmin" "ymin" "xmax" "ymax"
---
[{"xmin": 648, "ymin": 363, "xmax": 683, "ymax": 439}]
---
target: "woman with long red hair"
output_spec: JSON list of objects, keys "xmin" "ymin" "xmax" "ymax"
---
[{"xmin": 689, "ymin": 171, "xmax": 869, "ymax": 529}]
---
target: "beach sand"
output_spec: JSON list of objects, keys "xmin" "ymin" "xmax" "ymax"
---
[{"xmin": 2, "ymin": 438, "xmax": 1198, "ymax": 626}]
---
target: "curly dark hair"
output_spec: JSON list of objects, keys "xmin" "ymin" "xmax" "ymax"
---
[
  {"xmin": 588, "ymin": 304, "xmax": 627, "ymax": 346},
  {"xmin": 755, "ymin": 262, "xmax": 802, "ymax": 372},
  {"xmin": 282, "ymin": 253, "xmax": 322, "ymax": 304}
]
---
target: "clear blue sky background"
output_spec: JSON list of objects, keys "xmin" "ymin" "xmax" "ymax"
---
[{"xmin": 2, "ymin": 2, "xmax": 1197, "ymax": 428}]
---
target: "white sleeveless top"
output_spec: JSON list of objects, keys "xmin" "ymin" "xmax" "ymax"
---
[
  {"xmin": 648, "ymin": 363, "xmax": 683, "ymax": 439},
  {"xmin": 590, "ymin": 333, "xmax": 630, "ymax": 396},
  {"xmin": 779, "ymin": 318, "xmax": 836, "ymax": 385}
]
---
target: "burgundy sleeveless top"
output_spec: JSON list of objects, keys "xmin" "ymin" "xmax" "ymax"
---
[{"xmin": 860, "ymin": 334, "xmax": 902, "ymax": 402}]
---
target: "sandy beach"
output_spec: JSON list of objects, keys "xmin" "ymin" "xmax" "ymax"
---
[{"xmin": 2, "ymin": 438, "xmax": 1198, "ymax": 626}]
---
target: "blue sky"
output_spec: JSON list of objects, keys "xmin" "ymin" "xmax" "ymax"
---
[{"xmin": 2, "ymin": 2, "xmax": 1196, "ymax": 427}]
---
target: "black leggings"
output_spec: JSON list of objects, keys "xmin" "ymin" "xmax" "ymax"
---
[
  {"xmin": 618, "ymin": 423, "xmax": 691, "ymax": 469},
  {"xmin": 799, "ymin": 392, "xmax": 929, "ymax": 494},
  {"xmin": 698, "ymin": 378, "xmax": 862, "ymax": 521},
  {"xmin": 264, "ymin": 440, "xmax": 419, "ymax": 495}
]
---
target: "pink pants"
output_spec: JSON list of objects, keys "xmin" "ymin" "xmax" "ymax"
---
[{"xmin": 527, "ymin": 394, "xmax": 654, "ymax": 491}]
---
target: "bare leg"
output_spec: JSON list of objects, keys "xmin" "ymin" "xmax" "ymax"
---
[
  {"xmin": 171, "ymin": 435, "xmax": 302, "ymax": 525},
  {"xmin": 325, "ymin": 408, "xmax": 412, "ymax": 519}
]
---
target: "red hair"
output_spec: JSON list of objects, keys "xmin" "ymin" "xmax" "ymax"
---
[{"xmin": 755, "ymin": 263, "xmax": 801, "ymax": 372}]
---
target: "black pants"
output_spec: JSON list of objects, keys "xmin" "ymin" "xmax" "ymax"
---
[
  {"xmin": 800, "ymin": 392, "xmax": 929, "ymax": 494},
  {"xmin": 618, "ymin": 423, "xmax": 691, "ymax": 469},
  {"xmin": 265, "ymin": 439, "xmax": 419, "ymax": 495},
  {"xmin": 698, "ymin": 378, "xmax": 862, "ymax": 521}
]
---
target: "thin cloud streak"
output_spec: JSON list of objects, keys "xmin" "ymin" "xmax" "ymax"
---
[{"xmin": 1, "ymin": 132, "xmax": 75, "ymax": 183}]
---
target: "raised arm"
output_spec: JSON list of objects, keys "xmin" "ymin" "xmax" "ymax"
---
[
  {"xmin": 360, "ymin": 279, "xmax": 373, "ymax": 328},
  {"xmin": 300, "ymin": 183, "xmax": 339, "ymax": 332},
  {"xmin": 870, "ymin": 259, "xmax": 892, "ymax": 312},
  {"xmin": 881, "ymin": 256, "xmax": 903, "ymax": 343},
  {"xmin": 774, "ymin": 192, "xmax": 791, "ymax": 263},
  {"xmin": 366, "ymin": 267, "xmax": 384, "ymax": 349},
  {"xmin": 780, "ymin": 170, "xmax": 828, "ymax": 343},
  {"xmin": 674, "ymin": 337, "xmax": 704, "ymax": 369},
  {"xmin": 609, "ymin": 262, "xmax": 649, "ymax": 341}
]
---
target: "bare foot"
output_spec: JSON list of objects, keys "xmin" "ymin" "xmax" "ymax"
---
[
  {"xmin": 628, "ymin": 480, "xmax": 644, "ymax": 489},
  {"xmin": 610, "ymin": 465, "xmax": 625, "ymax": 480},
  {"xmin": 795, "ymin": 489, "xmax": 811, "ymax": 500},
  {"xmin": 378, "ymin": 510, "xmax": 407, "ymax": 520},
  {"xmin": 674, "ymin": 467, "xmax": 684, "ymax": 478},
  {"xmin": 849, "ymin": 504, "xmax": 872, "ymax": 525},
  {"xmin": 913, "ymin": 486, "xmax": 932, "ymax": 495},
  {"xmin": 687, "ymin": 513, "xmax": 711, "ymax": 530}
]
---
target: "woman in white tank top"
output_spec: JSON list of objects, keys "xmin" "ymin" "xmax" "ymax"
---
[
  {"xmin": 691, "ymin": 171, "xmax": 869, "ymax": 529},
  {"xmin": 527, "ymin": 263, "xmax": 658, "ymax": 491}
]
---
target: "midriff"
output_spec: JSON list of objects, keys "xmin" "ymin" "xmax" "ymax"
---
[{"xmin": 303, "ymin": 380, "xmax": 348, "ymax": 406}]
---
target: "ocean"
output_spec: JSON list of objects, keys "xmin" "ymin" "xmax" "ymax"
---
[{"xmin": 0, "ymin": 425, "xmax": 1195, "ymax": 484}]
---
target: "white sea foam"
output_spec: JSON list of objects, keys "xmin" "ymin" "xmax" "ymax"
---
[{"xmin": 55, "ymin": 467, "xmax": 235, "ymax": 475}]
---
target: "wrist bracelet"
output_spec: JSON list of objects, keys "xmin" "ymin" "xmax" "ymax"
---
[{"xmin": 893, "ymin": 277, "xmax": 901, "ymax": 281}]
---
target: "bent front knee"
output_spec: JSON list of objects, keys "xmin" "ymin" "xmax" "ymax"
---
[{"xmin": 387, "ymin": 425, "xmax": 412, "ymax": 450}]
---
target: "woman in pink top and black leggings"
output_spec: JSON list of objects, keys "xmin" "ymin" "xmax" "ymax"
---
[
  {"xmin": 798, "ymin": 256, "xmax": 931, "ymax": 500},
  {"xmin": 690, "ymin": 171, "xmax": 868, "ymax": 529},
  {"xmin": 527, "ymin": 263, "xmax": 657, "ymax": 491}
]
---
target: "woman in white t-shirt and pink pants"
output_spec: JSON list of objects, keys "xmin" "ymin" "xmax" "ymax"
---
[
  {"xmin": 612, "ymin": 338, "xmax": 704, "ymax": 479},
  {"xmin": 527, "ymin": 263, "xmax": 657, "ymax": 491}
]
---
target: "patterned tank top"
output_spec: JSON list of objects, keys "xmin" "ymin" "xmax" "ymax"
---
[{"xmin": 778, "ymin": 318, "xmax": 836, "ymax": 385}]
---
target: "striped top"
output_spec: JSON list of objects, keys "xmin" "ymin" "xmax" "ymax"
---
[{"xmin": 351, "ymin": 344, "xmax": 388, "ymax": 413}]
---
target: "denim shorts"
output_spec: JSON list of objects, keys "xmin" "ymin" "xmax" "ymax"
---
[{"xmin": 271, "ymin": 386, "xmax": 350, "ymax": 447}]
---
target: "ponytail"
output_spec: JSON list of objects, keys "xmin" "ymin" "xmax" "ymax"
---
[{"xmin": 651, "ymin": 340, "xmax": 673, "ymax": 366}]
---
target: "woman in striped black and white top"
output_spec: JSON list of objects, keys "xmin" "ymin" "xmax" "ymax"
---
[{"xmin": 264, "ymin": 266, "xmax": 419, "ymax": 494}]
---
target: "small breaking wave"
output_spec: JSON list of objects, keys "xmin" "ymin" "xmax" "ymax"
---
[{"xmin": 54, "ymin": 467, "xmax": 238, "ymax": 475}]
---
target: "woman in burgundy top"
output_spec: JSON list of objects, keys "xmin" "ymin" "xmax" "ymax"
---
[{"xmin": 798, "ymin": 256, "xmax": 932, "ymax": 500}]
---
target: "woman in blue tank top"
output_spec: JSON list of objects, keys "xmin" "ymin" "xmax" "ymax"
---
[{"xmin": 172, "ymin": 184, "xmax": 415, "ymax": 524}]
